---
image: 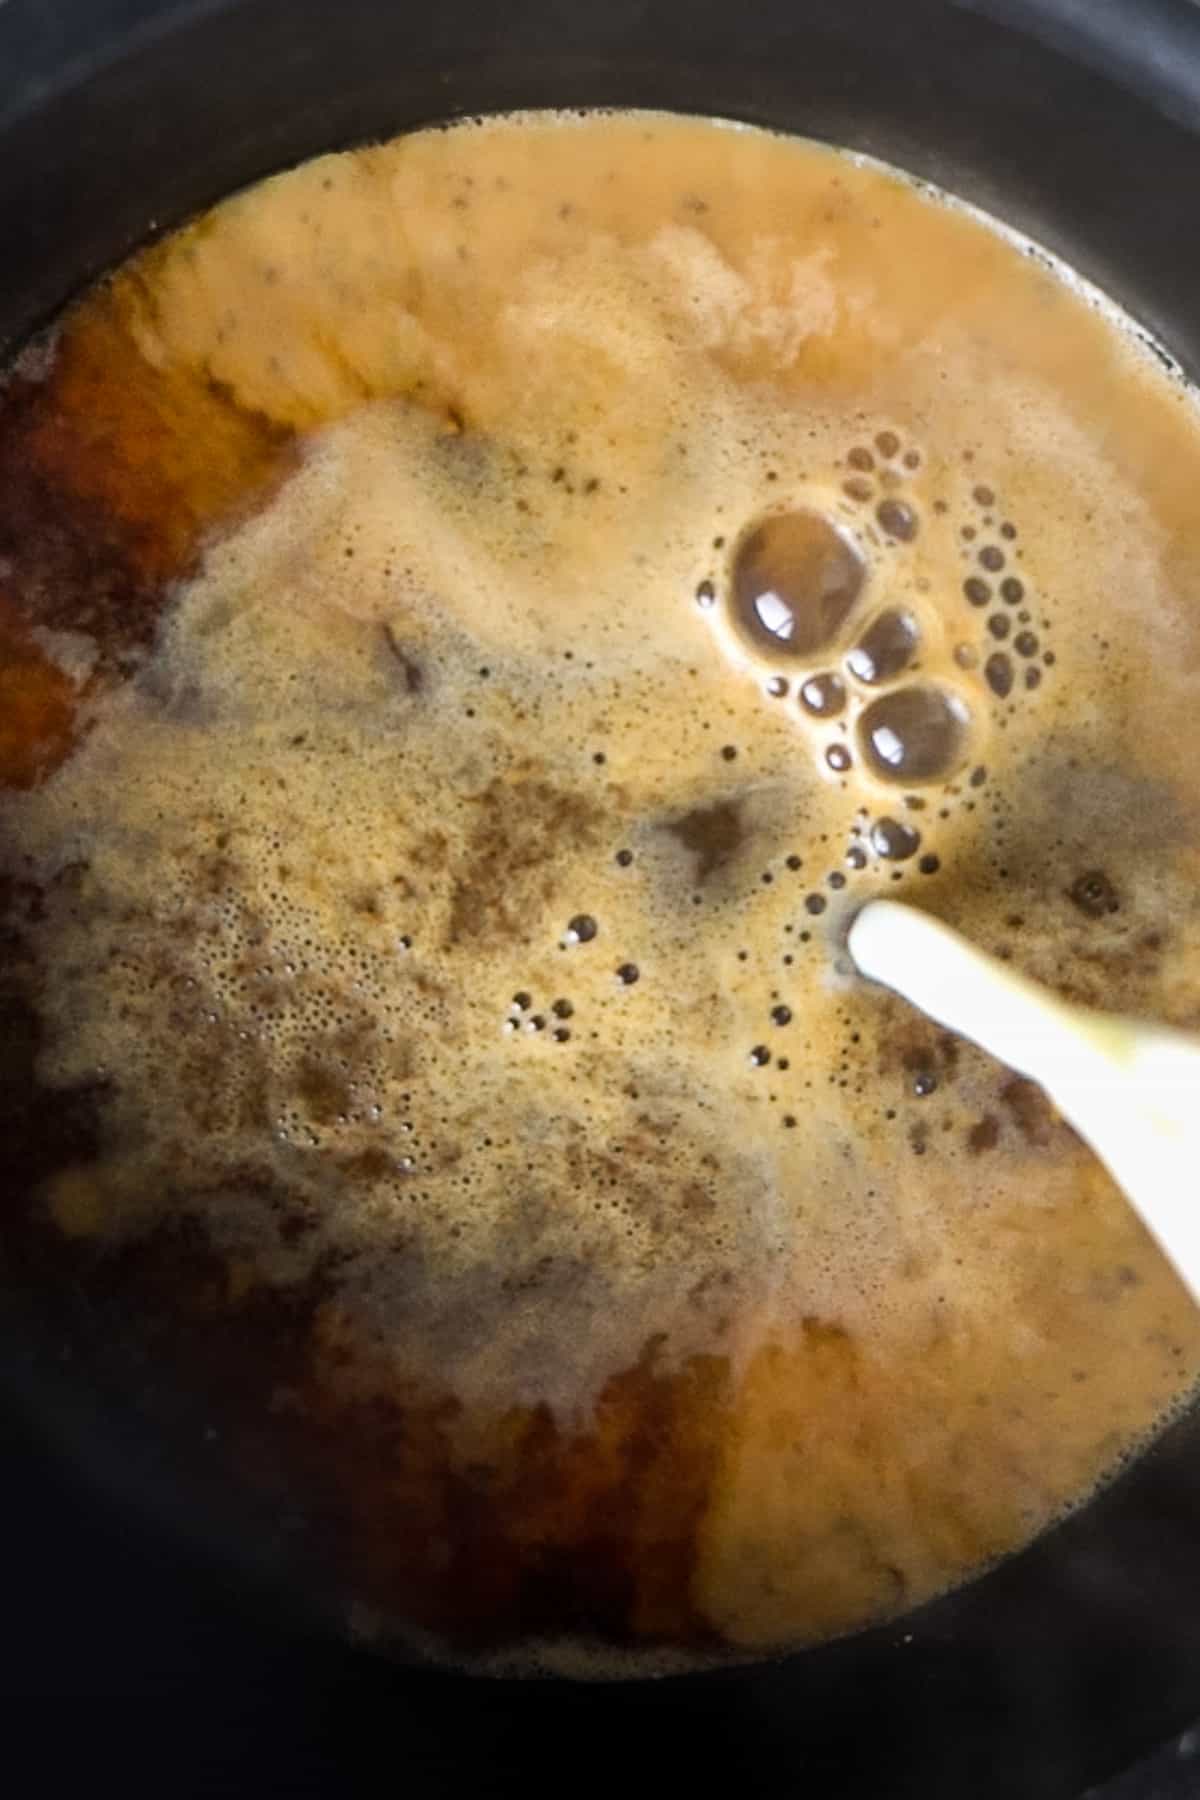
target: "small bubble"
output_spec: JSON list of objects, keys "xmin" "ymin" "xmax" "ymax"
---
[
  {"xmin": 513, "ymin": 992, "xmax": 532, "ymax": 1011},
  {"xmin": 973, "ymin": 484, "xmax": 996, "ymax": 507},
  {"xmin": 918, "ymin": 853, "xmax": 941, "ymax": 875},
  {"xmin": 786, "ymin": 854, "xmax": 803, "ymax": 871},
  {"xmin": 526, "ymin": 1015, "xmax": 546, "ymax": 1033},
  {"xmin": 783, "ymin": 1115, "xmax": 797, "ymax": 1129},
  {"xmin": 828, "ymin": 871, "xmax": 847, "ymax": 890},
  {"xmin": 843, "ymin": 477, "xmax": 874, "ymax": 503},
  {"xmin": 987, "ymin": 613, "xmax": 1011, "ymax": 640},
  {"xmin": 913, "ymin": 1070, "xmax": 938, "ymax": 1097},
  {"xmin": 766, "ymin": 676, "xmax": 789, "ymax": 698},
  {"xmin": 963, "ymin": 577, "xmax": 991, "ymax": 607},
  {"xmin": 616, "ymin": 963, "xmax": 640, "ymax": 985},
  {"xmin": 1025, "ymin": 665, "xmax": 1042, "ymax": 691},
  {"xmin": 1000, "ymin": 576, "xmax": 1025, "ymax": 604},
  {"xmin": 871, "ymin": 817, "xmax": 921, "ymax": 861},
  {"xmin": 859, "ymin": 685, "xmax": 971, "ymax": 784},
  {"xmin": 771, "ymin": 1005, "xmax": 792, "ymax": 1026},
  {"xmin": 799, "ymin": 672, "xmax": 846, "ymax": 717},
  {"xmin": 985, "ymin": 653, "xmax": 1014, "ymax": 699},
  {"xmin": 749, "ymin": 1045, "xmax": 771, "ymax": 1067},
  {"xmin": 970, "ymin": 765, "xmax": 988, "ymax": 787},
  {"xmin": 695, "ymin": 579, "xmax": 717, "ymax": 609},
  {"xmin": 615, "ymin": 848, "xmax": 634, "ymax": 867},
  {"xmin": 876, "ymin": 498, "xmax": 919, "ymax": 542},
  {"xmin": 1069, "ymin": 870, "xmax": 1120, "ymax": 918},
  {"xmin": 1014, "ymin": 630, "xmax": 1039, "ymax": 657},
  {"xmin": 1001, "ymin": 521, "xmax": 1018, "ymax": 540},
  {"xmin": 954, "ymin": 643, "xmax": 978, "ymax": 670},
  {"xmin": 846, "ymin": 608, "xmax": 919, "ymax": 685},
  {"xmin": 979, "ymin": 545, "xmax": 1005, "ymax": 572},
  {"xmin": 903, "ymin": 449, "xmax": 921, "ymax": 470},
  {"xmin": 845, "ymin": 844, "xmax": 868, "ymax": 870},
  {"xmin": 848, "ymin": 446, "xmax": 875, "ymax": 472},
  {"xmin": 826, "ymin": 743, "xmax": 852, "ymax": 774},
  {"xmin": 567, "ymin": 914, "xmax": 598, "ymax": 943},
  {"xmin": 552, "ymin": 998, "xmax": 574, "ymax": 1019},
  {"xmin": 553, "ymin": 1027, "xmax": 571, "ymax": 1043},
  {"xmin": 805, "ymin": 893, "xmax": 828, "ymax": 916},
  {"xmin": 721, "ymin": 744, "xmax": 738, "ymax": 762},
  {"xmin": 875, "ymin": 430, "xmax": 901, "ymax": 459}
]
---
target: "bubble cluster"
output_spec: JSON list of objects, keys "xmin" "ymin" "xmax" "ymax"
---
[
  {"xmin": 956, "ymin": 477, "xmax": 1057, "ymax": 717},
  {"xmin": 505, "ymin": 988, "xmax": 578, "ymax": 1043},
  {"xmin": 697, "ymin": 418, "xmax": 1062, "ymax": 901}
]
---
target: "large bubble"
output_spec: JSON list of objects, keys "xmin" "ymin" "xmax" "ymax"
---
[
  {"xmin": 730, "ymin": 511, "xmax": 865, "ymax": 660},
  {"xmin": 857, "ymin": 684, "xmax": 971, "ymax": 784}
]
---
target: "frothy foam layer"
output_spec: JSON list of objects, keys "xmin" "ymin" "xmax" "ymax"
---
[{"xmin": 5, "ymin": 111, "xmax": 1200, "ymax": 1673}]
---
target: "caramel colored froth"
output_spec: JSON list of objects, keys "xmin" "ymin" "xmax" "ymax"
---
[{"xmin": 3, "ymin": 112, "xmax": 1200, "ymax": 1676}]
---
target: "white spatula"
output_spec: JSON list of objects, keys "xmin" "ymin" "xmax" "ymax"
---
[{"xmin": 847, "ymin": 899, "xmax": 1200, "ymax": 1304}]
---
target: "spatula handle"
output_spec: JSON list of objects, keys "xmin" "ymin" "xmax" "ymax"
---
[{"xmin": 849, "ymin": 900, "xmax": 1200, "ymax": 1304}]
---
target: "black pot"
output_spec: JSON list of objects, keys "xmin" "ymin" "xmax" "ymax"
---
[{"xmin": 3, "ymin": 3, "xmax": 1200, "ymax": 1794}]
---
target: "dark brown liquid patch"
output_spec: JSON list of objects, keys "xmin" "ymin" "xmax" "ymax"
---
[{"xmin": 666, "ymin": 798, "xmax": 747, "ymax": 882}]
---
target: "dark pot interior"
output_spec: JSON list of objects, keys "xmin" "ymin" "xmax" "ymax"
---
[{"xmin": 3, "ymin": 2, "xmax": 1200, "ymax": 1794}]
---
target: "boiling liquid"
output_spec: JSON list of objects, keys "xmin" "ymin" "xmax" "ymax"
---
[{"xmin": 3, "ymin": 112, "xmax": 1200, "ymax": 1672}]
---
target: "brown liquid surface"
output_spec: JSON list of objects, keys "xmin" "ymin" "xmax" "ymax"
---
[{"xmin": 3, "ymin": 112, "xmax": 1200, "ymax": 1675}]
